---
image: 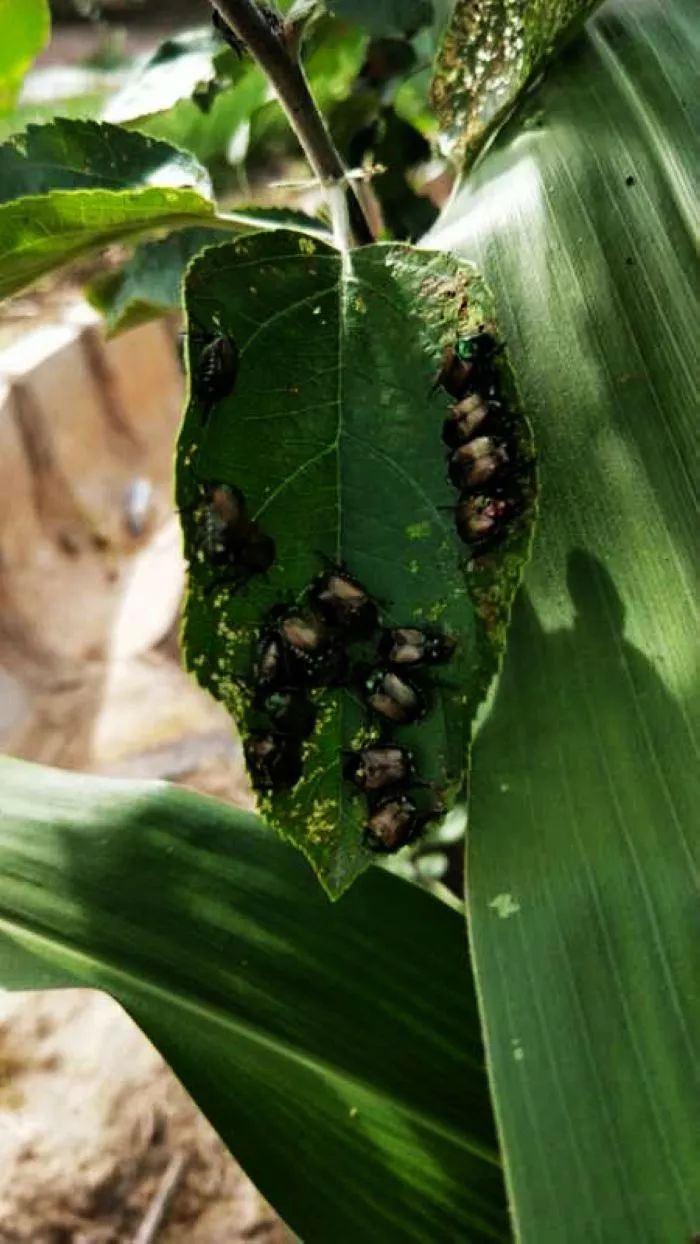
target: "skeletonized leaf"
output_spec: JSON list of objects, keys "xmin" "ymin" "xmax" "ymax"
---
[{"xmin": 432, "ymin": 0, "xmax": 603, "ymax": 166}]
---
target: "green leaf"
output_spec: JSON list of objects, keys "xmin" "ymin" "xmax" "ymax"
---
[
  {"xmin": 0, "ymin": 0, "xmax": 50, "ymax": 115},
  {"xmin": 103, "ymin": 28, "xmax": 226, "ymax": 123},
  {"xmin": 86, "ymin": 211, "xmax": 333, "ymax": 335},
  {"xmin": 431, "ymin": 0, "xmax": 603, "ymax": 166},
  {"xmin": 429, "ymin": 0, "xmax": 699, "ymax": 1237},
  {"xmin": 328, "ymin": 0, "xmax": 433, "ymax": 37},
  {"xmin": 0, "ymin": 187, "xmax": 214, "ymax": 302},
  {"xmin": 0, "ymin": 118, "xmax": 216, "ymax": 301},
  {"xmin": 177, "ymin": 232, "xmax": 536, "ymax": 896},
  {"xmin": 0, "ymin": 756, "xmax": 507, "ymax": 1243},
  {"xmin": 0, "ymin": 117, "xmax": 212, "ymax": 201},
  {"xmin": 104, "ymin": 31, "xmax": 268, "ymax": 167}
]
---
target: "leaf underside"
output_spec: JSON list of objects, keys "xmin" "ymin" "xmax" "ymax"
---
[{"xmin": 177, "ymin": 233, "xmax": 536, "ymax": 896}]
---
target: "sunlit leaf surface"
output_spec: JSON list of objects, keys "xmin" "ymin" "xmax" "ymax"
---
[
  {"xmin": 429, "ymin": 0, "xmax": 699, "ymax": 1237},
  {"xmin": 0, "ymin": 0, "xmax": 49, "ymax": 115},
  {"xmin": 0, "ymin": 119, "xmax": 216, "ymax": 301},
  {"xmin": 0, "ymin": 758, "xmax": 508, "ymax": 1243}
]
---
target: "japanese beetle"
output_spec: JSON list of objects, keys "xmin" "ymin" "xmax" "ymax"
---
[
  {"xmin": 309, "ymin": 567, "xmax": 378, "ymax": 636},
  {"xmin": 448, "ymin": 436, "xmax": 511, "ymax": 491},
  {"xmin": 212, "ymin": 5, "xmax": 284, "ymax": 55},
  {"xmin": 454, "ymin": 493, "xmax": 515, "ymax": 553},
  {"xmin": 234, "ymin": 525, "xmax": 275, "ymax": 575},
  {"xmin": 432, "ymin": 330, "xmax": 501, "ymax": 400},
  {"xmin": 364, "ymin": 793, "xmax": 422, "ymax": 853},
  {"xmin": 258, "ymin": 609, "xmax": 347, "ymax": 688},
  {"xmin": 192, "ymin": 484, "xmax": 275, "ymax": 591},
  {"xmin": 344, "ymin": 745, "xmax": 414, "ymax": 793},
  {"xmin": 245, "ymin": 732, "xmax": 302, "ymax": 791},
  {"xmin": 442, "ymin": 393, "xmax": 501, "ymax": 448},
  {"xmin": 192, "ymin": 330, "xmax": 238, "ymax": 422},
  {"xmin": 260, "ymin": 689, "xmax": 316, "ymax": 739},
  {"xmin": 363, "ymin": 669, "xmax": 425, "ymax": 725},
  {"xmin": 254, "ymin": 632, "xmax": 286, "ymax": 691},
  {"xmin": 379, "ymin": 626, "xmax": 456, "ymax": 669},
  {"xmin": 197, "ymin": 484, "xmax": 248, "ymax": 563}
]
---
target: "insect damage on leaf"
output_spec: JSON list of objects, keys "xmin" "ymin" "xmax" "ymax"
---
[{"xmin": 176, "ymin": 235, "xmax": 536, "ymax": 896}]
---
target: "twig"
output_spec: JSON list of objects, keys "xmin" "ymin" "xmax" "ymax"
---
[
  {"xmin": 132, "ymin": 1151, "xmax": 187, "ymax": 1244},
  {"xmin": 209, "ymin": 0, "xmax": 375, "ymax": 248}
]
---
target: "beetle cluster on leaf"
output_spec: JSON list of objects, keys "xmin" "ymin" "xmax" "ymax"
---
[
  {"xmin": 181, "ymin": 305, "xmax": 534, "ymax": 865},
  {"xmin": 434, "ymin": 329, "xmax": 520, "ymax": 553},
  {"xmin": 238, "ymin": 565, "xmax": 454, "ymax": 855}
]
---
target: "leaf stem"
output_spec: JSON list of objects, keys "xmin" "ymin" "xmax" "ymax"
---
[{"xmin": 209, "ymin": 0, "xmax": 375, "ymax": 248}]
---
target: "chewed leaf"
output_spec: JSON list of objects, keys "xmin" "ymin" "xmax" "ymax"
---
[
  {"xmin": 176, "ymin": 231, "xmax": 536, "ymax": 896},
  {"xmin": 432, "ymin": 0, "xmax": 602, "ymax": 167}
]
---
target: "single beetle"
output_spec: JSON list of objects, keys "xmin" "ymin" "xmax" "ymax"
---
[
  {"xmin": 212, "ymin": 4, "xmax": 284, "ymax": 55},
  {"xmin": 192, "ymin": 329, "xmax": 239, "ymax": 422},
  {"xmin": 244, "ymin": 731, "xmax": 302, "ymax": 791},
  {"xmin": 432, "ymin": 330, "xmax": 501, "ymax": 400},
  {"xmin": 196, "ymin": 483, "xmax": 248, "ymax": 564},
  {"xmin": 448, "ymin": 436, "xmax": 511, "ymax": 492},
  {"xmin": 258, "ymin": 609, "xmax": 347, "ymax": 688},
  {"xmin": 363, "ymin": 669, "xmax": 425, "ymax": 725},
  {"xmin": 344, "ymin": 745, "xmax": 414, "ymax": 793},
  {"xmin": 454, "ymin": 493, "xmax": 515, "ymax": 553},
  {"xmin": 260, "ymin": 689, "xmax": 316, "ymax": 738},
  {"xmin": 190, "ymin": 483, "xmax": 275, "ymax": 592},
  {"xmin": 364, "ymin": 793, "xmax": 423, "ymax": 853},
  {"xmin": 309, "ymin": 567, "xmax": 378, "ymax": 636},
  {"xmin": 379, "ymin": 626, "xmax": 456, "ymax": 669},
  {"xmin": 442, "ymin": 393, "xmax": 502, "ymax": 448},
  {"xmin": 255, "ymin": 632, "xmax": 286, "ymax": 691}
]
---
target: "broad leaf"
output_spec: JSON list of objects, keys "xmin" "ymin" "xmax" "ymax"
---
[
  {"xmin": 0, "ymin": 117, "xmax": 211, "ymax": 200},
  {"xmin": 104, "ymin": 30, "xmax": 268, "ymax": 167},
  {"xmin": 0, "ymin": 118, "xmax": 217, "ymax": 301},
  {"xmin": 86, "ymin": 211, "xmax": 333, "ymax": 335},
  {"xmin": 432, "ymin": 0, "xmax": 603, "ymax": 166},
  {"xmin": 103, "ymin": 28, "xmax": 226, "ymax": 124},
  {"xmin": 0, "ymin": 187, "xmax": 213, "ymax": 302},
  {"xmin": 0, "ymin": 0, "xmax": 50, "ymax": 115},
  {"xmin": 0, "ymin": 757, "xmax": 507, "ymax": 1243},
  {"xmin": 177, "ymin": 233, "xmax": 536, "ymax": 896},
  {"xmin": 429, "ymin": 0, "xmax": 699, "ymax": 1237}
]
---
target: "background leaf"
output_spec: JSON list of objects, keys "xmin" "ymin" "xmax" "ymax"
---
[
  {"xmin": 0, "ymin": 118, "xmax": 217, "ymax": 301},
  {"xmin": 0, "ymin": 187, "xmax": 214, "ymax": 302},
  {"xmin": 431, "ymin": 0, "xmax": 603, "ymax": 166},
  {"xmin": 177, "ymin": 232, "xmax": 536, "ymax": 896},
  {"xmin": 0, "ymin": 757, "xmax": 507, "ymax": 1243},
  {"xmin": 328, "ymin": 0, "xmax": 433, "ymax": 37},
  {"xmin": 0, "ymin": 117, "xmax": 212, "ymax": 200},
  {"xmin": 86, "ymin": 211, "xmax": 333, "ymax": 335},
  {"xmin": 0, "ymin": 0, "xmax": 50, "ymax": 115},
  {"xmin": 429, "ymin": 0, "xmax": 699, "ymax": 1237},
  {"xmin": 102, "ymin": 28, "xmax": 228, "ymax": 124}
]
